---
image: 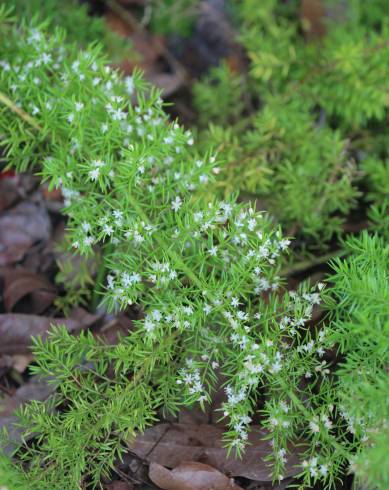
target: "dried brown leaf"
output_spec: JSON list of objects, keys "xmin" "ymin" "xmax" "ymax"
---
[
  {"xmin": 149, "ymin": 461, "xmax": 243, "ymax": 490},
  {"xmin": 145, "ymin": 72, "xmax": 183, "ymax": 97},
  {"xmin": 3, "ymin": 268, "xmax": 56, "ymax": 313},
  {"xmin": 0, "ymin": 308, "xmax": 100, "ymax": 355},
  {"xmin": 130, "ymin": 423, "xmax": 302, "ymax": 483},
  {"xmin": 0, "ymin": 174, "xmax": 37, "ymax": 212},
  {"xmin": 0, "ymin": 202, "xmax": 51, "ymax": 265},
  {"xmin": 10, "ymin": 353, "xmax": 34, "ymax": 373},
  {"xmin": 0, "ymin": 178, "xmax": 19, "ymax": 212},
  {"xmin": 0, "ymin": 376, "xmax": 54, "ymax": 417},
  {"xmin": 104, "ymin": 482, "xmax": 134, "ymax": 490}
]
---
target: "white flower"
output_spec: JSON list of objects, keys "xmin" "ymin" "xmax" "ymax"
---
[
  {"xmin": 183, "ymin": 306, "xmax": 194, "ymax": 316},
  {"xmin": 75, "ymin": 102, "xmax": 84, "ymax": 112},
  {"xmin": 278, "ymin": 238, "xmax": 291, "ymax": 250},
  {"xmin": 27, "ymin": 29, "xmax": 42, "ymax": 44},
  {"xmin": 152, "ymin": 310, "xmax": 162, "ymax": 321},
  {"xmin": 82, "ymin": 221, "xmax": 91, "ymax": 232},
  {"xmin": 209, "ymin": 246, "xmax": 218, "ymax": 257},
  {"xmin": 321, "ymin": 415, "xmax": 333, "ymax": 430},
  {"xmin": 89, "ymin": 168, "xmax": 100, "ymax": 181},
  {"xmin": 203, "ymin": 304, "xmax": 212, "ymax": 315},
  {"xmin": 83, "ymin": 236, "xmax": 94, "ymax": 246},
  {"xmin": 320, "ymin": 464, "xmax": 328, "ymax": 476},
  {"xmin": 144, "ymin": 319, "xmax": 156, "ymax": 333},
  {"xmin": 270, "ymin": 361, "xmax": 282, "ymax": 373},
  {"xmin": 169, "ymin": 270, "xmax": 177, "ymax": 280},
  {"xmin": 130, "ymin": 273, "xmax": 141, "ymax": 283},
  {"xmin": 171, "ymin": 196, "xmax": 182, "ymax": 212},
  {"xmin": 247, "ymin": 218, "xmax": 256, "ymax": 231},
  {"xmin": 280, "ymin": 401, "xmax": 289, "ymax": 413},
  {"xmin": 231, "ymin": 297, "xmax": 240, "ymax": 308},
  {"xmin": 125, "ymin": 76, "xmax": 134, "ymax": 94},
  {"xmin": 103, "ymin": 224, "xmax": 113, "ymax": 235}
]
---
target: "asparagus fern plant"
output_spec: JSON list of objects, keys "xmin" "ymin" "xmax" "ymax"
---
[
  {"xmin": 193, "ymin": 0, "xmax": 389, "ymax": 246},
  {"xmin": 0, "ymin": 3, "xmax": 388, "ymax": 490}
]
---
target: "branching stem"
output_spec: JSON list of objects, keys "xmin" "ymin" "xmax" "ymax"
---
[{"xmin": 0, "ymin": 91, "xmax": 42, "ymax": 131}]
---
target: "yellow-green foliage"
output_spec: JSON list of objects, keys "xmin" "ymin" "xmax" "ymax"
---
[{"xmin": 193, "ymin": 0, "xmax": 389, "ymax": 243}]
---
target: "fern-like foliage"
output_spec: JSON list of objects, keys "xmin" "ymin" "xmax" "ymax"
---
[
  {"xmin": 0, "ymin": 9, "xmax": 296, "ymax": 489},
  {"xmin": 1, "ymin": 4, "xmax": 389, "ymax": 490},
  {"xmin": 325, "ymin": 232, "xmax": 389, "ymax": 489},
  {"xmin": 193, "ymin": 0, "xmax": 389, "ymax": 244}
]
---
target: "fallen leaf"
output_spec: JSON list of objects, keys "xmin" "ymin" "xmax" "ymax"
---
[
  {"xmin": 0, "ymin": 376, "xmax": 54, "ymax": 417},
  {"xmin": 0, "ymin": 169, "xmax": 16, "ymax": 179},
  {"xmin": 3, "ymin": 268, "xmax": 56, "ymax": 314},
  {"xmin": 0, "ymin": 174, "xmax": 37, "ymax": 212},
  {"xmin": 104, "ymin": 482, "xmax": 134, "ymax": 490},
  {"xmin": 41, "ymin": 183, "xmax": 63, "ymax": 202},
  {"xmin": 0, "ymin": 178, "xmax": 19, "ymax": 212},
  {"xmin": 130, "ymin": 423, "xmax": 302, "ymax": 483},
  {"xmin": 149, "ymin": 461, "xmax": 243, "ymax": 490},
  {"xmin": 0, "ymin": 308, "xmax": 100, "ymax": 355},
  {"xmin": 98, "ymin": 314, "xmax": 134, "ymax": 345},
  {"xmin": 10, "ymin": 354, "xmax": 34, "ymax": 373},
  {"xmin": 0, "ymin": 202, "xmax": 51, "ymax": 265},
  {"xmin": 145, "ymin": 72, "xmax": 183, "ymax": 97}
]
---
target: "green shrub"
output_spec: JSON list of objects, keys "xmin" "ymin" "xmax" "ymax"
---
[
  {"xmin": 193, "ymin": 0, "xmax": 389, "ymax": 244},
  {"xmin": 1, "ymin": 3, "xmax": 389, "ymax": 490},
  {"xmin": 0, "ymin": 9, "xmax": 293, "ymax": 488}
]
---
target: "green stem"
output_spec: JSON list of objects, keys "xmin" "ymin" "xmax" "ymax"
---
[
  {"xmin": 0, "ymin": 91, "xmax": 42, "ymax": 131},
  {"xmin": 91, "ymin": 249, "xmax": 110, "ymax": 312}
]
